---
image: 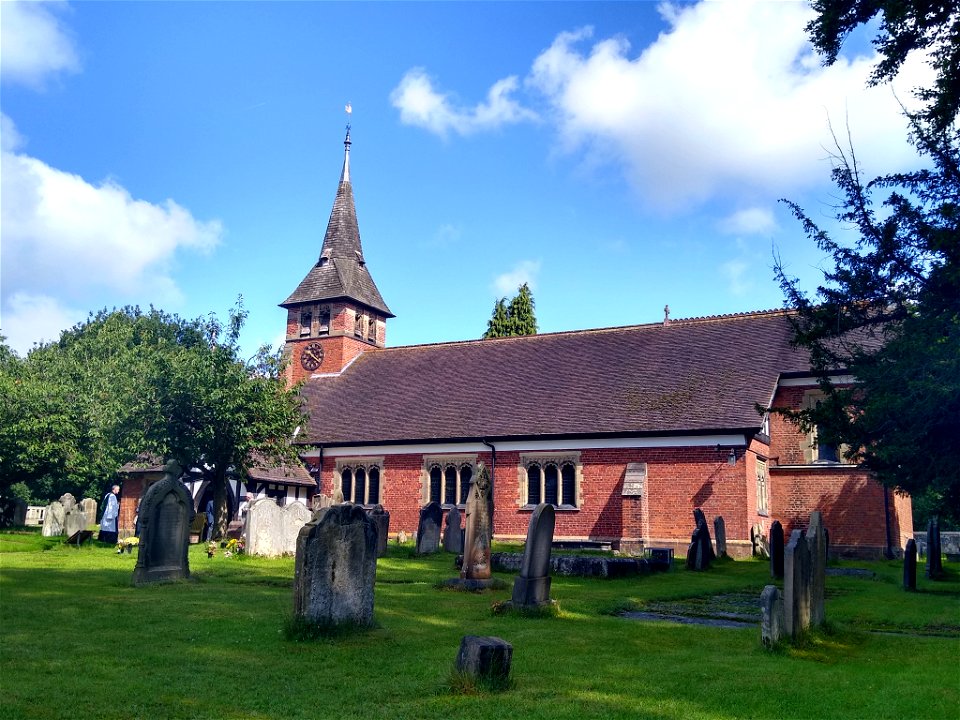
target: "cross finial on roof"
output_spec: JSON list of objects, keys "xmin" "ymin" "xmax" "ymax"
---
[
  {"xmin": 664, "ymin": 304, "xmax": 671, "ymax": 325},
  {"xmin": 341, "ymin": 103, "xmax": 352, "ymax": 183}
]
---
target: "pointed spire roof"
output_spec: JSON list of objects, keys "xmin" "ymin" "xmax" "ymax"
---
[{"xmin": 281, "ymin": 129, "xmax": 394, "ymax": 317}]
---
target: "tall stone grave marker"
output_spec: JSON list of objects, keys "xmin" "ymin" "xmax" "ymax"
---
[
  {"xmin": 294, "ymin": 503, "xmax": 378, "ymax": 628},
  {"xmin": 770, "ymin": 520, "xmax": 785, "ymax": 579},
  {"xmin": 806, "ymin": 511, "xmax": 827, "ymax": 627},
  {"xmin": 80, "ymin": 498, "xmax": 98, "ymax": 527},
  {"xmin": 58, "ymin": 493, "xmax": 77, "ymax": 513},
  {"xmin": 511, "ymin": 502, "xmax": 556, "ymax": 607},
  {"xmin": 784, "ymin": 529, "xmax": 811, "ymax": 638},
  {"xmin": 713, "ymin": 515, "xmax": 727, "ymax": 558},
  {"xmin": 443, "ymin": 505, "xmax": 463, "ymax": 554},
  {"xmin": 64, "ymin": 505, "xmax": 88, "ymax": 538},
  {"xmin": 42, "ymin": 501, "xmax": 65, "ymax": 537},
  {"xmin": 133, "ymin": 461, "xmax": 193, "ymax": 585},
  {"xmin": 416, "ymin": 501, "xmax": 443, "ymax": 555},
  {"xmin": 461, "ymin": 464, "xmax": 492, "ymax": 580},
  {"xmin": 903, "ymin": 538, "xmax": 917, "ymax": 591},
  {"xmin": 11, "ymin": 499, "xmax": 27, "ymax": 527},
  {"xmin": 760, "ymin": 585, "xmax": 785, "ymax": 647},
  {"xmin": 245, "ymin": 498, "xmax": 311, "ymax": 557},
  {"xmin": 686, "ymin": 508, "xmax": 714, "ymax": 570},
  {"xmin": 369, "ymin": 505, "xmax": 390, "ymax": 557},
  {"xmin": 926, "ymin": 516, "xmax": 943, "ymax": 579}
]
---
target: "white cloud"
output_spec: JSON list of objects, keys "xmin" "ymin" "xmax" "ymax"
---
[
  {"xmin": 526, "ymin": 3, "xmax": 931, "ymax": 210},
  {"xmin": 0, "ymin": 115, "xmax": 223, "ymax": 354},
  {"xmin": 720, "ymin": 259, "xmax": 751, "ymax": 297},
  {"xmin": 718, "ymin": 207, "xmax": 778, "ymax": 236},
  {"xmin": 1, "ymin": 292, "xmax": 85, "ymax": 354},
  {"xmin": 0, "ymin": 0, "xmax": 80, "ymax": 88},
  {"xmin": 492, "ymin": 260, "xmax": 541, "ymax": 297},
  {"xmin": 391, "ymin": 68, "xmax": 538, "ymax": 137}
]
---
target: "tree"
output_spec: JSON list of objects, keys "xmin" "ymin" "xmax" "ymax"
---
[
  {"xmin": 807, "ymin": 0, "xmax": 959, "ymax": 131},
  {"xmin": 776, "ymin": 2, "xmax": 960, "ymax": 525},
  {"xmin": 482, "ymin": 283, "xmax": 538, "ymax": 338}
]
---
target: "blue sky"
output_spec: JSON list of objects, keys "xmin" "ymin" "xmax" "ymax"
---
[{"xmin": 1, "ymin": 1, "xmax": 928, "ymax": 357}]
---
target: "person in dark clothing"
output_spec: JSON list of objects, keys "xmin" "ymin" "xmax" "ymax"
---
[{"xmin": 202, "ymin": 499, "xmax": 215, "ymax": 541}]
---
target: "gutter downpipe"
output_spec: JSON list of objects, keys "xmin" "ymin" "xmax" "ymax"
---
[
  {"xmin": 482, "ymin": 439, "xmax": 497, "ymax": 533},
  {"xmin": 883, "ymin": 484, "xmax": 893, "ymax": 560}
]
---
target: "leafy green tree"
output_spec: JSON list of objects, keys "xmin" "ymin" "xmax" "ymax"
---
[
  {"xmin": 776, "ymin": 3, "xmax": 959, "ymax": 525},
  {"xmin": 482, "ymin": 284, "xmax": 538, "ymax": 338}
]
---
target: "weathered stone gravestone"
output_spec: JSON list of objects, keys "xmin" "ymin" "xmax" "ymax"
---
[
  {"xmin": 58, "ymin": 493, "xmax": 77, "ymax": 513},
  {"xmin": 443, "ymin": 506, "xmax": 463, "ymax": 554},
  {"xmin": 80, "ymin": 498, "xmax": 98, "ymax": 527},
  {"xmin": 784, "ymin": 529, "xmax": 811, "ymax": 638},
  {"xmin": 42, "ymin": 501, "xmax": 66, "ymax": 537},
  {"xmin": 926, "ymin": 516, "xmax": 943, "ymax": 579},
  {"xmin": 245, "ymin": 498, "xmax": 311, "ymax": 557},
  {"xmin": 806, "ymin": 512, "xmax": 827, "ymax": 627},
  {"xmin": 397, "ymin": 529, "xmax": 408, "ymax": 544},
  {"xmin": 751, "ymin": 523, "xmax": 769, "ymax": 557},
  {"xmin": 368, "ymin": 504, "xmax": 390, "ymax": 557},
  {"xmin": 903, "ymin": 538, "xmax": 917, "ymax": 591},
  {"xmin": 455, "ymin": 636, "xmax": 512, "ymax": 689},
  {"xmin": 461, "ymin": 464, "xmax": 492, "ymax": 580},
  {"xmin": 312, "ymin": 493, "xmax": 335, "ymax": 512},
  {"xmin": 64, "ymin": 505, "xmax": 89, "ymax": 538},
  {"xmin": 686, "ymin": 509, "xmax": 714, "ymax": 571},
  {"xmin": 713, "ymin": 515, "xmax": 727, "ymax": 558},
  {"xmin": 511, "ymin": 503, "xmax": 556, "ymax": 607},
  {"xmin": 769, "ymin": 520, "xmax": 785, "ymax": 579},
  {"xmin": 416, "ymin": 501, "xmax": 443, "ymax": 555},
  {"xmin": 133, "ymin": 461, "xmax": 193, "ymax": 585},
  {"xmin": 293, "ymin": 503, "xmax": 377, "ymax": 628},
  {"xmin": 760, "ymin": 585, "xmax": 785, "ymax": 647}
]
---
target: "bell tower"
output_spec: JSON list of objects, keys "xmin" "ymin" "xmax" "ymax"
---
[{"xmin": 280, "ymin": 126, "xmax": 394, "ymax": 385}]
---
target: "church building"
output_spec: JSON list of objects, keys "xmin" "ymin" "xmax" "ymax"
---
[{"xmin": 280, "ymin": 131, "xmax": 911, "ymax": 560}]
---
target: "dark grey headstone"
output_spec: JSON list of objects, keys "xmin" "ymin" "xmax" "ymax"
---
[
  {"xmin": 784, "ymin": 529, "xmax": 811, "ymax": 638},
  {"xmin": 760, "ymin": 585, "xmax": 784, "ymax": 647},
  {"xmin": 713, "ymin": 515, "xmax": 727, "ymax": 558},
  {"xmin": 443, "ymin": 506, "xmax": 463, "ymax": 554},
  {"xmin": 369, "ymin": 504, "xmax": 390, "ymax": 557},
  {"xmin": 686, "ymin": 509, "xmax": 714, "ymax": 571},
  {"xmin": 460, "ymin": 464, "xmax": 492, "ymax": 580},
  {"xmin": 926, "ymin": 516, "xmax": 943, "ymax": 579},
  {"xmin": 11, "ymin": 499, "xmax": 27, "ymax": 527},
  {"xmin": 903, "ymin": 538, "xmax": 917, "ymax": 591},
  {"xmin": 132, "ymin": 461, "xmax": 193, "ymax": 586},
  {"xmin": 294, "ymin": 503, "xmax": 378, "ymax": 627},
  {"xmin": 770, "ymin": 521, "xmax": 785, "ymax": 579},
  {"xmin": 512, "ymin": 503, "xmax": 556, "ymax": 607},
  {"xmin": 455, "ymin": 636, "xmax": 512, "ymax": 686},
  {"xmin": 416, "ymin": 502, "xmax": 443, "ymax": 555}
]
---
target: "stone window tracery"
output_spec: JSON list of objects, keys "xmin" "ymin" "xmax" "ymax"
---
[
  {"xmin": 336, "ymin": 458, "xmax": 383, "ymax": 505},
  {"xmin": 520, "ymin": 453, "xmax": 581, "ymax": 509},
  {"xmin": 422, "ymin": 456, "xmax": 476, "ymax": 506}
]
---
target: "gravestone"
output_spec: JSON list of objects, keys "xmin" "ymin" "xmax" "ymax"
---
[
  {"xmin": 294, "ymin": 503, "xmax": 378, "ymax": 628},
  {"xmin": 769, "ymin": 521, "xmax": 785, "ymax": 579},
  {"xmin": 511, "ymin": 502, "xmax": 556, "ymax": 607},
  {"xmin": 455, "ymin": 636, "xmax": 512, "ymax": 687},
  {"xmin": 713, "ymin": 515, "xmax": 727, "ymax": 558},
  {"xmin": 42, "ymin": 501, "xmax": 66, "ymax": 537},
  {"xmin": 132, "ymin": 461, "xmax": 193, "ymax": 585},
  {"xmin": 686, "ymin": 509, "xmax": 714, "ymax": 571},
  {"xmin": 461, "ymin": 464, "xmax": 492, "ymax": 580},
  {"xmin": 245, "ymin": 498, "xmax": 311, "ymax": 557},
  {"xmin": 64, "ymin": 505, "xmax": 88, "ymax": 538},
  {"xmin": 80, "ymin": 498, "xmax": 98, "ymax": 527},
  {"xmin": 397, "ymin": 529, "xmax": 408, "ymax": 544},
  {"xmin": 11, "ymin": 499, "xmax": 27, "ymax": 527},
  {"xmin": 806, "ymin": 512, "xmax": 827, "ymax": 627},
  {"xmin": 751, "ymin": 523, "xmax": 769, "ymax": 557},
  {"xmin": 926, "ymin": 516, "xmax": 943, "ymax": 579},
  {"xmin": 58, "ymin": 493, "xmax": 77, "ymax": 513},
  {"xmin": 443, "ymin": 506, "xmax": 463, "ymax": 554},
  {"xmin": 369, "ymin": 505, "xmax": 390, "ymax": 557},
  {"xmin": 784, "ymin": 529, "xmax": 811, "ymax": 638},
  {"xmin": 760, "ymin": 585, "xmax": 785, "ymax": 647},
  {"xmin": 903, "ymin": 538, "xmax": 917, "ymax": 591},
  {"xmin": 416, "ymin": 502, "xmax": 443, "ymax": 555}
]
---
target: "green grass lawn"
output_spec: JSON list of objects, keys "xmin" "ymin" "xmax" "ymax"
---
[{"xmin": 1, "ymin": 530, "xmax": 958, "ymax": 720}]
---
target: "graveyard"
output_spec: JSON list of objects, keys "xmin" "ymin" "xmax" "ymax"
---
[{"xmin": 1, "ymin": 527, "xmax": 958, "ymax": 720}]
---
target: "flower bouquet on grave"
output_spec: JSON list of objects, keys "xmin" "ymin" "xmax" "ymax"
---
[
  {"xmin": 207, "ymin": 541, "xmax": 217, "ymax": 558},
  {"xmin": 224, "ymin": 537, "xmax": 245, "ymax": 556}
]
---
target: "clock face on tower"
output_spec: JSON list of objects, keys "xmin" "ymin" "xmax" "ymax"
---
[{"xmin": 300, "ymin": 342, "xmax": 324, "ymax": 371}]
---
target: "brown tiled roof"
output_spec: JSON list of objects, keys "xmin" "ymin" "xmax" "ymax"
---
[
  {"xmin": 280, "ymin": 161, "xmax": 392, "ymax": 316},
  {"xmin": 246, "ymin": 458, "xmax": 315, "ymax": 487},
  {"xmin": 119, "ymin": 454, "xmax": 166, "ymax": 473},
  {"xmin": 299, "ymin": 309, "xmax": 814, "ymax": 446}
]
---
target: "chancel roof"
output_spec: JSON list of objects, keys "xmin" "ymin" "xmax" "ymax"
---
[
  {"xmin": 298, "ymin": 309, "xmax": 814, "ymax": 447},
  {"xmin": 281, "ymin": 131, "xmax": 393, "ymax": 317}
]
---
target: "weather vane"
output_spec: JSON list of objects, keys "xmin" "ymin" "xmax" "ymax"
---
[{"xmin": 345, "ymin": 101, "xmax": 352, "ymax": 133}]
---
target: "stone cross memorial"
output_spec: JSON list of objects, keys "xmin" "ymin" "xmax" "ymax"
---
[
  {"xmin": 42, "ymin": 501, "xmax": 65, "ymax": 537},
  {"xmin": 511, "ymin": 502, "xmax": 556, "ymax": 607},
  {"xmin": 132, "ymin": 461, "xmax": 194, "ymax": 586},
  {"xmin": 769, "ymin": 520, "xmax": 785, "ymax": 579},
  {"xmin": 293, "ymin": 503, "xmax": 378, "ymax": 628},
  {"xmin": 369, "ymin": 504, "xmax": 391, "ymax": 557},
  {"xmin": 416, "ymin": 501, "xmax": 443, "ymax": 555},
  {"xmin": 903, "ymin": 538, "xmax": 917, "ymax": 591},
  {"xmin": 443, "ymin": 505, "xmax": 463, "ymax": 554},
  {"xmin": 461, "ymin": 464, "xmax": 492, "ymax": 580}
]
